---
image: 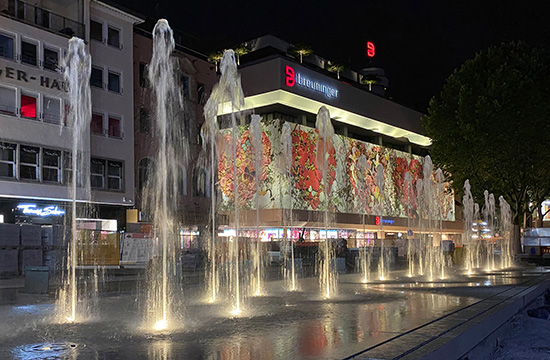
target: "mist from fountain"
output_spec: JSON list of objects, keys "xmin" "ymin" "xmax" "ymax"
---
[
  {"xmin": 356, "ymin": 155, "xmax": 372, "ymax": 283},
  {"xmin": 483, "ymin": 190, "xmax": 496, "ymax": 271},
  {"xmin": 316, "ymin": 106, "xmax": 337, "ymax": 298},
  {"xmin": 56, "ymin": 37, "xmax": 93, "ymax": 323}
]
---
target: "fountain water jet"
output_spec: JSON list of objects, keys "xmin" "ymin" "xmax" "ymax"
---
[
  {"xmin": 144, "ymin": 19, "xmax": 188, "ymax": 330},
  {"xmin": 316, "ymin": 106, "xmax": 337, "ymax": 298},
  {"xmin": 281, "ymin": 122, "xmax": 297, "ymax": 291},
  {"xmin": 376, "ymin": 163, "xmax": 387, "ymax": 281},
  {"xmin": 57, "ymin": 37, "xmax": 92, "ymax": 323},
  {"xmin": 249, "ymin": 114, "xmax": 264, "ymax": 296}
]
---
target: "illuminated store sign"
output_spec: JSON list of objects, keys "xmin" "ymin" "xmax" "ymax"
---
[
  {"xmin": 375, "ymin": 216, "xmax": 394, "ymax": 225},
  {"xmin": 0, "ymin": 64, "xmax": 67, "ymax": 91},
  {"xmin": 366, "ymin": 41, "xmax": 375, "ymax": 58},
  {"xmin": 17, "ymin": 204, "xmax": 65, "ymax": 217},
  {"xmin": 285, "ymin": 66, "xmax": 339, "ymax": 98}
]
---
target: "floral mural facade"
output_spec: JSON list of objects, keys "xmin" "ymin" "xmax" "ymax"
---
[{"xmin": 218, "ymin": 118, "xmax": 454, "ymax": 221}]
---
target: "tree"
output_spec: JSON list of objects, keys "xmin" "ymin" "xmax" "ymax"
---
[
  {"xmin": 234, "ymin": 44, "xmax": 250, "ymax": 66},
  {"xmin": 207, "ymin": 51, "xmax": 223, "ymax": 72},
  {"xmin": 423, "ymin": 41, "xmax": 550, "ymax": 254},
  {"xmin": 327, "ymin": 62, "xmax": 344, "ymax": 79},
  {"xmin": 289, "ymin": 44, "xmax": 313, "ymax": 63}
]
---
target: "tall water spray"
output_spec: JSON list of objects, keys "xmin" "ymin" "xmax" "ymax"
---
[
  {"xmin": 435, "ymin": 169, "xmax": 446, "ymax": 279},
  {"xmin": 404, "ymin": 172, "xmax": 415, "ymax": 277},
  {"xmin": 376, "ymin": 163, "xmax": 387, "ymax": 280},
  {"xmin": 463, "ymin": 180, "xmax": 475, "ymax": 274},
  {"xmin": 202, "ymin": 87, "xmax": 220, "ymax": 303},
  {"xmin": 281, "ymin": 122, "xmax": 297, "ymax": 291},
  {"xmin": 416, "ymin": 179, "xmax": 425, "ymax": 276},
  {"xmin": 357, "ymin": 155, "xmax": 371, "ymax": 283},
  {"xmin": 483, "ymin": 191, "xmax": 496, "ymax": 271},
  {"xmin": 145, "ymin": 20, "xmax": 188, "ymax": 330},
  {"xmin": 204, "ymin": 49, "xmax": 245, "ymax": 314},
  {"xmin": 499, "ymin": 196, "xmax": 513, "ymax": 268},
  {"xmin": 316, "ymin": 106, "xmax": 337, "ymax": 298},
  {"xmin": 249, "ymin": 114, "xmax": 264, "ymax": 296},
  {"xmin": 57, "ymin": 37, "xmax": 92, "ymax": 323}
]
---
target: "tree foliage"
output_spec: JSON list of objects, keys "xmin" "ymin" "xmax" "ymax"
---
[{"xmin": 423, "ymin": 41, "xmax": 550, "ymax": 226}]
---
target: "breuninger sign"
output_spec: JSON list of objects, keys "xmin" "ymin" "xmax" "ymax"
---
[{"xmin": 285, "ymin": 65, "xmax": 339, "ymax": 99}]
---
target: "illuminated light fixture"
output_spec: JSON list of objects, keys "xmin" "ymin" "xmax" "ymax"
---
[{"xmin": 216, "ymin": 90, "xmax": 432, "ymax": 146}]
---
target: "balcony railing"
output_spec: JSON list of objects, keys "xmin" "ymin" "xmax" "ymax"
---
[{"xmin": 0, "ymin": 0, "xmax": 85, "ymax": 39}]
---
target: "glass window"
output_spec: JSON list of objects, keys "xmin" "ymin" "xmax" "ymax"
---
[
  {"xmin": 43, "ymin": 47, "xmax": 58, "ymax": 71},
  {"xmin": 0, "ymin": 33, "xmax": 15, "ymax": 59},
  {"xmin": 139, "ymin": 63, "xmax": 149, "ymax": 88},
  {"xmin": 139, "ymin": 107, "xmax": 150, "ymax": 133},
  {"xmin": 63, "ymin": 151, "xmax": 81, "ymax": 186},
  {"xmin": 43, "ymin": 97, "xmax": 61, "ymax": 124},
  {"xmin": 108, "ymin": 116, "xmax": 121, "ymax": 138},
  {"xmin": 42, "ymin": 148, "xmax": 61, "ymax": 183},
  {"xmin": 21, "ymin": 94, "xmax": 37, "ymax": 119},
  {"xmin": 91, "ymin": 158, "xmax": 105, "ymax": 189},
  {"xmin": 181, "ymin": 75, "xmax": 190, "ymax": 99},
  {"xmin": 90, "ymin": 66, "xmax": 103, "ymax": 88},
  {"xmin": 0, "ymin": 142, "xmax": 16, "ymax": 178},
  {"xmin": 0, "ymin": 86, "xmax": 16, "ymax": 115},
  {"xmin": 193, "ymin": 168, "xmax": 207, "ymax": 197},
  {"xmin": 107, "ymin": 160, "xmax": 122, "ymax": 190},
  {"xmin": 20, "ymin": 145, "xmax": 39, "ymax": 180},
  {"xmin": 21, "ymin": 40, "xmax": 37, "ymax": 66},
  {"xmin": 90, "ymin": 20, "xmax": 102, "ymax": 42},
  {"xmin": 107, "ymin": 26, "xmax": 120, "ymax": 48},
  {"xmin": 108, "ymin": 71, "xmax": 120, "ymax": 93},
  {"xmin": 91, "ymin": 113, "xmax": 103, "ymax": 135}
]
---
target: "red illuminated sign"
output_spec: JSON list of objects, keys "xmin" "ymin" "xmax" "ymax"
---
[
  {"xmin": 366, "ymin": 42, "xmax": 375, "ymax": 58},
  {"xmin": 285, "ymin": 65, "xmax": 295, "ymax": 87},
  {"xmin": 375, "ymin": 216, "xmax": 380, "ymax": 225}
]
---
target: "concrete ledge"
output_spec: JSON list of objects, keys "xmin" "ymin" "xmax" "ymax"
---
[{"xmin": 349, "ymin": 272, "xmax": 550, "ymax": 360}]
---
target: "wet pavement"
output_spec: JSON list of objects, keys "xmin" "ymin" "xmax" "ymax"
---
[{"xmin": 0, "ymin": 267, "xmax": 548, "ymax": 360}]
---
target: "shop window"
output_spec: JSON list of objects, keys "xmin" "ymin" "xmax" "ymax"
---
[
  {"xmin": 0, "ymin": 142, "xmax": 16, "ymax": 179},
  {"xmin": 0, "ymin": 86, "xmax": 16, "ymax": 115},
  {"xmin": 91, "ymin": 113, "xmax": 104, "ymax": 135},
  {"xmin": 42, "ymin": 148, "xmax": 61, "ymax": 183},
  {"xmin": 90, "ymin": 20, "xmax": 102, "ymax": 42},
  {"xmin": 90, "ymin": 66, "xmax": 103, "ymax": 88},
  {"xmin": 21, "ymin": 94, "xmax": 37, "ymax": 119},
  {"xmin": 91, "ymin": 158, "xmax": 105, "ymax": 189},
  {"xmin": 21, "ymin": 40, "xmax": 37, "ymax": 66},
  {"xmin": 139, "ymin": 107, "xmax": 150, "ymax": 133},
  {"xmin": 107, "ymin": 160, "xmax": 122, "ymax": 191},
  {"xmin": 107, "ymin": 26, "xmax": 120, "ymax": 48},
  {"xmin": 43, "ymin": 47, "xmax": 59, "ymax": 71},
  {"xmin": 19, "ymin": 145, "xmax": 39, "ymax": 181},
  {"xmin": 0, "ymin": 33, "xmax": 14, "ymax": 59},
  {"xmin": 108, "ymin": 71, "xmax": 120, "ymax": 93},
  {"xmin": 108, "ymin": 116, "xmax": 122, "ymax": 138},
  {"xmin": 139, "ymin": 62, "xmax": 149, "ymax": 88},
  {"xmin": 43, "ymin": 97, "xmax": 61, "ymax": 124}
]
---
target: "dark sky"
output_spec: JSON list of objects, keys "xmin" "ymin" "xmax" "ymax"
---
[{"xmin": 116, "ymin": 0, "xmax": 549, "ymax": 112}]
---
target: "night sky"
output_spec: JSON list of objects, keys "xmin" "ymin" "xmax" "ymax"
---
[{"xmin": 115, "ymin": 0, "xmax": 549, "ymax": 112}]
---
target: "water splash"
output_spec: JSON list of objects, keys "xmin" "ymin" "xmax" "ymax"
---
[
  {"xmin": 463, "ymin": 180, "xmax": 475, "ymax": 274},
  {"xmin": 499, "ymin": 196, "xmax": 513, "ymax": 268},
  {"xmin": 404, "ymin": 171, "xmax": 415, "ymax": 277},
  {"xmin": 356, "ymin": 155, "xmax": 371, "ymax": 283}
]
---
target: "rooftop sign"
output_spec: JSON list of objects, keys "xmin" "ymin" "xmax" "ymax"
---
[{"xmin": 285, "ymin": 65, "xmax": 339, "ymax": 99}]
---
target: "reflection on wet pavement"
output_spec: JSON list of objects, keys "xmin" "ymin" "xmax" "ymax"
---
[{"xmin": 0, "ymin": 268, "xmax": 546, "ymax": 360}]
